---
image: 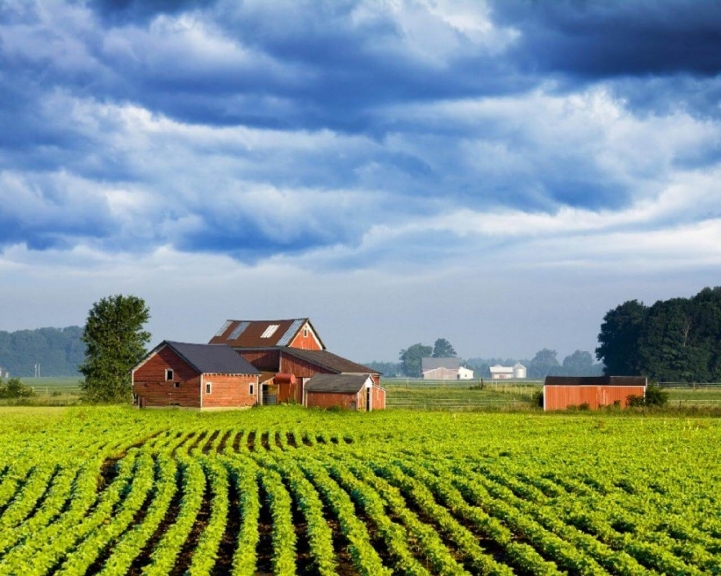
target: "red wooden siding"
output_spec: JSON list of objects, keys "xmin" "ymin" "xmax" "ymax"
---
[
  {"xmin": 544, "ymin": 385, "xmax": 646, "ymax": 411},
  {"xmin": 280, "ymin": 354, "xmax": 335, "ymax": 379},
  {"xmin": 202, "ymin": 374, "xmax": 258, "ymax": 409},
  {"xmin": 238, "ymin": 349, "xmax": 280, "ymax": 372},
  {"xmin": 133, "ymin": 346, "xmax": 201, "ymax": 408},
  {"xmin": 371, "ymin": 386, "xmax": 386, "ymax": 410},
  {"xmin": 289, "ymin": 323, "xmax": 322, "ymax": 350},
  {"xmin": 306, "ymin": 391, "xmax": 360, "ymax": 410}
]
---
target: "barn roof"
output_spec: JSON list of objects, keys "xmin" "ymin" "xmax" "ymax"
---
[
  {"xmin": 209, "ymin": 318, "xmax": 325, "ymax": 349},
  {"xmin": 422, "ymin": 357, "xmax": 460, "ymax": 371},
  {"xmin": 161, "ymin": 341, "xmax": 259, "ymax": 375},
  {"xmin": 280, "ymin": 347, "xmax": 380, "ymax": 375},
  {"xmin": 305, "ymin": 374, "xmax": 372, "ymax": 394},
  {"xmin": 544, "ymin": 376, "xmax": 647, "ymax": 387}
]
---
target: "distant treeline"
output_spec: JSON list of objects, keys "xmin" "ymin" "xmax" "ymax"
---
[
  {"xmin": 0, "ymin": 326, "xmax": 85, "ymax": 377},
  {"xmin": 597, "ymin": 286, "xmax": 721, "ymax": 382},
  {"xmin": 366, "ymin": 349, "xmax": 604, "ymax": 379}
]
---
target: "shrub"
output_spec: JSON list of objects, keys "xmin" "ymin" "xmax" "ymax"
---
[
  {"xmin": 644, "ymin": 384, "xmax": 669, "ymax": 407},
  {"xmin": 626, "ymin": 394, "xmax": 645, "ymax": 407},
  {"xmin": 531, "ymin": 390, "xmax": 544, "ymax": 408},
  {"xmin": 578, "ymin": 402, "xmax": 590, "ymax": 411},
  {"xmin": 0, "ymin": 377, "xmax": 36, "ymax": 399}
]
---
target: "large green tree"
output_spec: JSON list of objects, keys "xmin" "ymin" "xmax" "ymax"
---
[
  {"xmin": 596, "ymin": 300, "xmax": 647, "ymax": 376},
  {"xmin": 399, "ymin": 343, "xmax": 433, "ymax": 378},
  {"xmin": 80, "ymin": 295, "xmax": 151, "ymax": 403},
  {"xmin": 432, "ymin": 338, "xmax": 457, "ymax": 358},
  {"xmin": 527, "ymin": 348, "xmax": 560, "ymax": 379}
]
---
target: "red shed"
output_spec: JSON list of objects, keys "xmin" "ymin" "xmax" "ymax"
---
[
  {"xmin": 305, "ymin": 374, "xmax": 386, "ymax": 411},
  {"xmin": 543, "ymin": 376, "xmax": 647, "ymax": 411},
  {"xmin": 132, "ymin": 341, "xmax": 259, "ymax": 410}
]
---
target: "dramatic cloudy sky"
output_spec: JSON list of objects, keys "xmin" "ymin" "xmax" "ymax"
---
[{"xmin": 1, "ymin": 0, "xmax": 720, "ymax": 362}]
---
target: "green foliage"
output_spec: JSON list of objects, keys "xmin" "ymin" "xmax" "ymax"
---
[
  {"xmin": 527, "ymin": 349, "xmax": 560, "ymax": 379},
  {"xmin": 597, "ymin": 287, "xmax": 721, "ymax": 382},
  {"xmin": 0, "ymin": 377, "xmax": 35, "ymax": 399},
  {"xmin": 432, "ymin": 338, "xmax": 457, "ymax": 358},
  {"xmin": 399, "ymin": 343, "xmax": 432, "ymax": 377},
  {"xmin": 79, "ymin": 294, "xmax": 150, "ymax": 404}
]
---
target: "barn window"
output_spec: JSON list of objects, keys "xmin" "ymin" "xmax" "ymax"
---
[
  {"xmin": 303, "ymin": 326, "xmax": 308, "ymax": 337},
  {"xmin": 173, "ymin": 382, "xmax": 180, "ymax": 388},
  {"xmin": 165, "ymin": 369, "xmax": 173, "ymax": 381},
  {"xmin": 249, "ymin": 383, "xmax": 255, "ymax": 396},
  {"xmin": 205, "ymin": 382, "xmax": 212, "ymax": 394},
  {"xmin": 261, "ymin": 324, "xmax": 279, "ymax": 338}
]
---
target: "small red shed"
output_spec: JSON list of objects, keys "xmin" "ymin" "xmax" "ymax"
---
[
  {"xmin": 305, "ymin": 374, "xmax": 386, "ymax": 411},
  {"xmin": 132, "ymin": 341, "xmax": 259, "ymax": 410},
  {"xmin": 543, "ymin": 376, "xmax": 647, "ymax": 411}
]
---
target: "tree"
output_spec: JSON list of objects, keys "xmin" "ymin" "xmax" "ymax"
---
[
  {"xmin": 80, "ymin": 295, "xmax": 151, "ymax": 403},
  {"xmin": 527, "ymin": 349, "xmax": 560, "ymax": 379},
  {"xmin": 561, "ymin": 350, "xmax": 595, "ymax": 375},
  {"xmin": 0, "ymin": 377, "xmax": 35, "ymax": 399},
  {"xmin": 399, "ymin": 343, "xmax": 432, "ymax": 378},
  {"xmin": 432, "ymin": 338, "xmax": 457, "ymax": 358},
  {"xmin": 596, "ymin": 300, "xmax": 647, "ymax": 376}
]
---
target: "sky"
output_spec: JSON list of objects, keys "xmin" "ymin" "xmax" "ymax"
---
[{"xmin": 1, "ymin": 0, "xmax": 720, "ymax": 362}]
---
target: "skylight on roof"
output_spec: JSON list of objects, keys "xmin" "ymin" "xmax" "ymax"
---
[{"xmin": 261, "ymin": 324, "xmax": 280, "ymax": 338}]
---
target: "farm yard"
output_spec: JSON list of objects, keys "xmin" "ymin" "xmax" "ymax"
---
[{"xmin": 0, "ymin": 406, "xmax": 720, "ymax": 575}]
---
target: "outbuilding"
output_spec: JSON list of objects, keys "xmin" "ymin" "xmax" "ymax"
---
[
  {"xmin": 304, "ymin": 374, "xmax": 386, "ymax": 411},
  {"xmin": 543, "ymin": 376, "xmax": 647, "ymax": 411},
  {"xmin": 132, "ymin": 341, "xmax": 259, "ymax": 410}
]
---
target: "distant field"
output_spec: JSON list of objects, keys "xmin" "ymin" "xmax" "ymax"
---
[{"xmin": 0, "ymin": 377, "xmax": 82, "ymax": 406}]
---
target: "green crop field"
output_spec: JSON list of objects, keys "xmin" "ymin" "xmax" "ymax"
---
[{"xmin": 0, "ymin": 406, "xmax": 719, "ymax": 575}]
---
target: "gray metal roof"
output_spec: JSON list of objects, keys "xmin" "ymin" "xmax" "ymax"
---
[
  {"xmin": 421, "ymin": 357, "xmax": 460, "ymax": 371},
  {"xmin": 281, "ymin": 347, "xmax": 379, "ymax": 375},
  {"xmin": 305, "ymin": 373, "xmax": 371, "ymax": 394},
  {"xmin": 164, "ymin": 341, "xmax": 259, "ymax": 375}
]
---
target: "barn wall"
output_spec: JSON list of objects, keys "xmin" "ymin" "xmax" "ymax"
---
[
  {"xmin": 202, "ymin": 374, "xmax": 258, "ymax": 409},
  {"xmin": 306, "ymin": 391, "xmax": 360, "ymax": 410},
  {"xmin": 280, "ymin": 353, "xmax": 334, "ymax": 379},
  {"xmin": 371, "ymin": 386, "xmax": 386, "ymax": 410},
  {"xmin": 133, "ymin": 347, "xmax": 201, "ymax": 408},
  {"xmin": 237, "ymin": 349, "xmax": 280, "ymax": 372},
  {"xmin": 544, "ymin": 386, "xmax": 646, "ymax": 411},
  {"xmin": 289, "ymin": 324, "xmax": 322, "ymax": 350}
]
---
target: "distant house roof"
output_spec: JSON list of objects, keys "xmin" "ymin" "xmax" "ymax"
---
[
  {"xmin": 209, "ymin": 318, "xmax": 325, "ymax": 349},
  {"xmin": 305, "ymin": 374, "xmax": 372, "ymax": 394},
  {"xmin": 489, "ymin": 364, "xmax": 514, "ymax": 374},
  {"xmin": 421, "ymin": 357, "xmax": 460, "ymax": 371},
  {"xmin": 281, "ymin": 347, "xmax": 379, "ymax": 375},
  {"xmin": 146, "ymin": 341, "xmax": 259, "ymax": 375},
  {"xmin": 544, "ymin": 376, "xmax": 647, "ymax": 387}
]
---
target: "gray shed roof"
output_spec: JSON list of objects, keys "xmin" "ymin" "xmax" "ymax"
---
[
  {"xmin": 162, "ymin": 341, "xmax": 259, "ymax": 375},
  {"xmin": 305, "ymin": 374, "xmax": 372, "ymax": 394},
  {"xmin": 421, "ymin": 357, "xmax": 460, "ymax": 371}
]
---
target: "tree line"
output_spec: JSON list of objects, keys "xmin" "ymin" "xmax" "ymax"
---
[
  {"xmin": 0, "ymin": 326, "xmax": 85, "ymax": 377},
  {"xmin": 596, "ymin": 286, "xmax": 721, "ymax": 382},
  {"xmin": 365, "ymin": 340, "xmax": 603, "ymax": 378}
]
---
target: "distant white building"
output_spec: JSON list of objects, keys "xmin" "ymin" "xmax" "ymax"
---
[
  {"xmin": 421, "ymin": 358, "xmax": 474, "ymax": 380},
  {"xmin": 490, "ymin": 363, "xmax": 527, "ymax": 380},
  {"xmin": 458, "ymin": 366, "xmax": 474, "ymax": 380}
]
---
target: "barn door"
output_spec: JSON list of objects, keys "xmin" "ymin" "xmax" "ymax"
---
[{"xmin": 366, "ymin": 387, "xmax": 371, "ymax": 412}]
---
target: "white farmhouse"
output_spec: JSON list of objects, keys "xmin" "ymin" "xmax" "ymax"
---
[
  {"xmin": 421, "ymin": 357, "xmax": 474, "ymax": 380},
  {"xmin": 490, "ymin": 363, "xmax": 527, "ymax": 380}
]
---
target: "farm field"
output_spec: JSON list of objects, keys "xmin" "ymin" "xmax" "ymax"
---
[{"xmin": 1, "ymin": 407, "xmax": 720, "ymax": 575}]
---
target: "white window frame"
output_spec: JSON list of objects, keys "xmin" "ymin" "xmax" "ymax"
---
[
  {"xmin": 303, "ymin": 326, "xmax": 308, "ymax": 338},
  {"xmin": 205, "ymin": 382, "xmax": 212, "ymax": 394},
  {"xmin": 165, "ymin": 368, "xmax": 173, "ymax": 381}
]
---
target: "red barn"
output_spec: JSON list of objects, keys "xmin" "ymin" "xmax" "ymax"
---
[
  {"xmin": 543, "ymin": 376, "xmax": 647, "ymax": 411},
  {"xmin": 208, "ymin": 318, "xmax": 384, "ymax": 408},
  {"xmin": 305, "ymin": 374, "xmax": 386, "ymax": 411},
  {"xmin": 132, "ymin": 341, "xmax": 259, "ymax": 410}
]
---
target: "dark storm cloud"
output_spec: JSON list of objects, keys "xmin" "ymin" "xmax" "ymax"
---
[
  {"xmin": 0, "ymin": 0, "xmax": 720, "ymax": 266},
  {"xmin": 490, "ymin": 0, "xmax": 721, "ymax": 79}
]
